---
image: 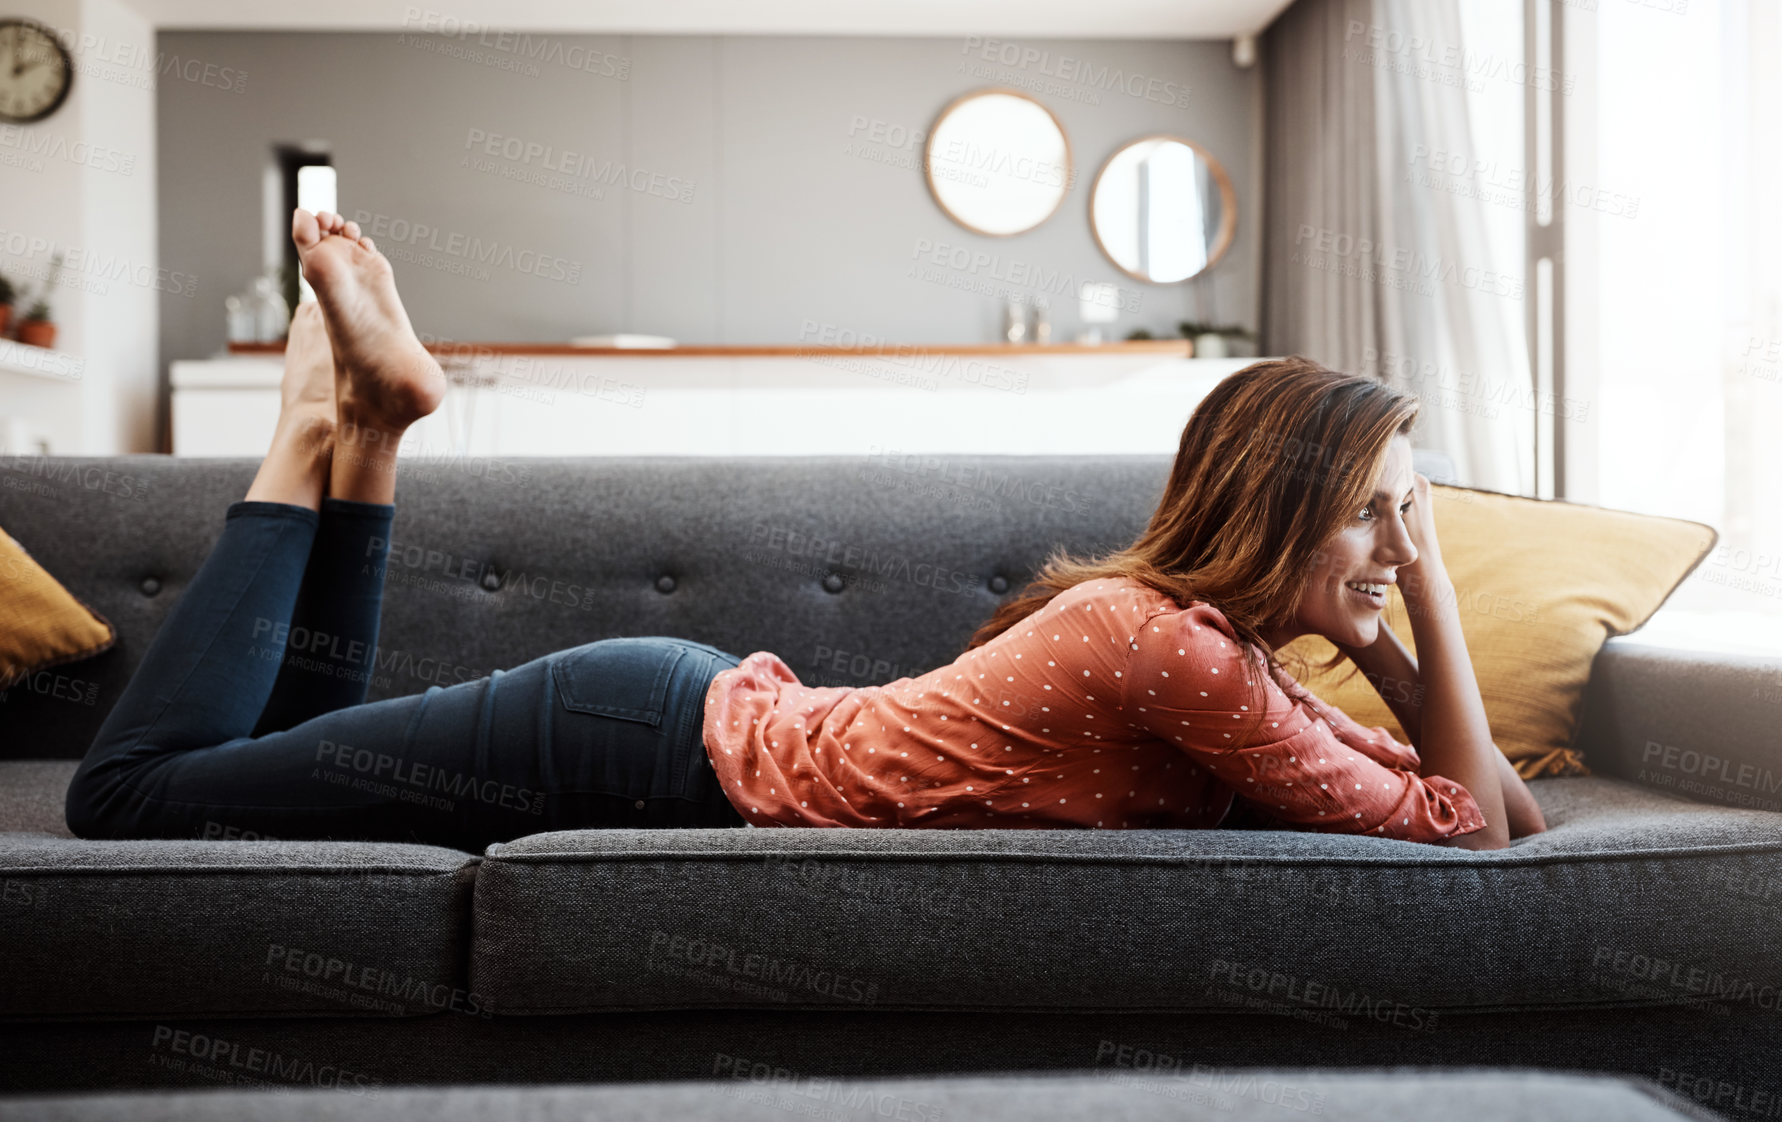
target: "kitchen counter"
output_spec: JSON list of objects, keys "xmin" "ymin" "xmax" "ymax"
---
[{"xmin": 173, "ymin": 346, "xmax": 1261, "ymax": 458}]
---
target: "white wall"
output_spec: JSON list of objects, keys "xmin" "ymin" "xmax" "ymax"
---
[
  {"xmin": 0, "ymin": 0, "xmax": 158, "ymax": 454},
  {"xmin": 77, "ymin": 0, "xmax": 159, "ymax": 453}
]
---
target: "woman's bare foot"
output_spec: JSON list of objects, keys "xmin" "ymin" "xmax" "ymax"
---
[
  {"xmin": 292, "ymin": 207, "xmax": 448, "ymax": 505},
  {"xmin": 291, "ymin": 207, "xmax": 446, "ymax": 432},
  {"xmin": 243, "ymin": 302, "xmax": 338, "ymax": 510},
  {"xmin": 280, "ymin": 301, "xmax": 336, "ymax": 443}
]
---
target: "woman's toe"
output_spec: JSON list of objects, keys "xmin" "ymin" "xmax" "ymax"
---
[{"xmin": 291, "ymin": 208, "xmax": 322, "ymax": 250}]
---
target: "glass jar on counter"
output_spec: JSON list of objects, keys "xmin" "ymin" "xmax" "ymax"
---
[{"xmin": 224, "ymin": 274, "xmax": 292, "ymax": 344}]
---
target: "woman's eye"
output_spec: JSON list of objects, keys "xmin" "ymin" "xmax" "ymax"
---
[
  {"xmin": 1399, "ymin": 500, "xmax": 1413, "ymax": 514},
  {"xmin": 1358, "ymin": 506, "xmax": 1374, "ymax": 521}
]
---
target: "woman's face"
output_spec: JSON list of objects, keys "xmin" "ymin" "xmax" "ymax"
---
[{"xmin": 1291, "ymin": 434, "xmax": 1420, "ymax": 648}]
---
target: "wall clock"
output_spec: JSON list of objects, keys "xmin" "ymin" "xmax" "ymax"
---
[{"xmin": 0, "ymin": 18, "xmax": 73, "ymax": 124}]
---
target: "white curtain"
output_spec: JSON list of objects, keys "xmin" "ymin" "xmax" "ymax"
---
[{"xmin": 1262, "ymin": 0, "xmax": 1534, "ymax": 494}]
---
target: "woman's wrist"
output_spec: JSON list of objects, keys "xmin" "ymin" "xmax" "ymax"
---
[
  {"xmin": 1335, "ymin": 625, "xmax": 1425, "ymax": 745},
  {"xmin": 1399, "ymin": 559, "xmax": 1456, "ymax": 621}
]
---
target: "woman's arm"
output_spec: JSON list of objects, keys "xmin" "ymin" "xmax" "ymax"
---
[
  {"xmin": 1335, "ymin": 623, "xmax": 1547, "ymax": 839},
  {"xmin": 1132, "ymin": 603, "xmax": 1488, "ymax": 844},
  {"xmin": 1399, "ymin": 572, "xmax": 1509, "ymax": 849},
  {"xmin": 1492, "ymin": 745, "xmax": 1548, "ymax": 837},
  {"xmin": 1348, "ymin": 473, "xmax": 1511, "ymax": 849}
]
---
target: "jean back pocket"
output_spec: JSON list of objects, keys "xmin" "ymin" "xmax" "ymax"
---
[{"xmin": 551, "ymin": 637, "xmax": 690, "ymax": 727}]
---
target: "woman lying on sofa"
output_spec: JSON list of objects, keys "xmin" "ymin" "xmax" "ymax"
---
[{"xmin": 64, "ymin": 207, "xmax": 1545, "ymax": 852}]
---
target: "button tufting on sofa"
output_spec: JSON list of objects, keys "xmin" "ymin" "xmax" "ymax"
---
[
  {"xmin": 822, "ymin": 572, "xmax": 844, "ymax": 593},
  {"xmin": 480, "ymin": 571, "xmax": 501, "ymax": 591},
  {"xmin": 655, "ymin": 574, "xmax": 676, "ymax": 593},
  {"xmin": 137, "ymin": 576, "xmax": 160, "ymax": 596},
  {"xmin": 989, "ymin": 574, "xmax": 1009, "ymax": 594}
]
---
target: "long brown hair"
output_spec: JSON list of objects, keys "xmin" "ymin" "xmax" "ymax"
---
[{"xmin": 964, "ymin": 355, "xmax": 1419, "ymax": 745}]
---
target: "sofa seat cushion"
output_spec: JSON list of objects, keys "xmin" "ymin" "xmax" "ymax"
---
[
  {"xmin": 471, "ymin": 776, "xmax": 1782, "ymax": 1016},
  {"xmin": 1, "ymin": 763, "xmax": 479, "ymax": 1021},
  {"xmin": 0, "ymin": 760, "xmax": 78, "ymax": 837},
  {"xmin": 0, "ymin": 1069, "xmax": 1710, "ymax": 1121}
]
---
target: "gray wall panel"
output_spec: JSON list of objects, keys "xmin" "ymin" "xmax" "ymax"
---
[{"xmin": 157, "ymin": 32, "xmax": 1259, "ymax": 372}]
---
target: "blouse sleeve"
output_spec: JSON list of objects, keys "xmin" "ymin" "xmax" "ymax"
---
[
  {"xmin": 1280, "ymin": 666, "xmax": 1423, "ymax": 772},
  {"xmin": 1123, "ymin": 602, "xmax": 1487, "ymax": 844}
]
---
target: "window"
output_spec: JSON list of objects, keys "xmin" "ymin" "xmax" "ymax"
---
[
  {"xmin": 275, "ymin": 145, "xmax": 334, "ymax": 310},
  {"xmin": 1580, "ymin": 0, "xmax": 1782, "ymax": 647}
]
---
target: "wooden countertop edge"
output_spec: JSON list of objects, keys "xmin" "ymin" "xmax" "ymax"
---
[{"xmin": 224, "ymin": 340, "xmax": 1196, "ymax": 358}]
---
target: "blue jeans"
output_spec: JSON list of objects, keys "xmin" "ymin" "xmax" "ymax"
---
[{"xmin": 65, "ymin": 499, "xmax": 748, "ymax": 850}]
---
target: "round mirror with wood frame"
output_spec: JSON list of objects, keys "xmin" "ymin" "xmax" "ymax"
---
[
  {"xmin": 923, "ymin": 88, "xmax": 1073, "ymax": 238},
  {"xmin": 1089, "ymin": 134, "xmax": 1237, "ymax": 284}
]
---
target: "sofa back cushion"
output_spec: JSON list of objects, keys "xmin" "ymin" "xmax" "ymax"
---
[{"xmin": 0, "ymin": 454, "xmax": 1196, "ymax": 759}]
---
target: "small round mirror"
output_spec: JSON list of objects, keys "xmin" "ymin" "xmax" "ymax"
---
[
  {"xmin": 924, "ymin": 89, "xmax": 1072, "ymax": 237},
  {"xmin": 1090, "ymin": 135, "xmax": 1236, "ymax": 284}
]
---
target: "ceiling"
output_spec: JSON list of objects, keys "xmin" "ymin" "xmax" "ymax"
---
[{"xmin": 121, "ymin": 0, "xmax": 1297, "ymax": 37}]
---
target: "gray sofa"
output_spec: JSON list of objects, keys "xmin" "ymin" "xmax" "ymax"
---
[
  {"xmin": 0, "ymin": 1069, "xmax": 1730, "ymax": 1121},
  {"xmin": 1, "ymin": 453, "xmax": 1778, "ymax": 1120}
]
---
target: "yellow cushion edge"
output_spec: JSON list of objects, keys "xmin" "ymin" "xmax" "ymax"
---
[{"xmin": 0, "ymin": 527, "xmax": 118, "ymax": 691}]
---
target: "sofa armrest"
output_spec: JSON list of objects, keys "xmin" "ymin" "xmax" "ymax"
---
[{"xmin": 1573, "ymin": 635, "xmax": 1782, "ymax": 812}]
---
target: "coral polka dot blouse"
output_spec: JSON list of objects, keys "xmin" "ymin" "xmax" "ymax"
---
[{"xmin": 700, "ymin": 576, "xmax": 1486, "ymax": 842}]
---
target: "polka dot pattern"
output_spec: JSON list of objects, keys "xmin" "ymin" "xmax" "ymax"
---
[{"xmin": 698, "ymin": 576, "xmax": 1487, "ymax": 841}]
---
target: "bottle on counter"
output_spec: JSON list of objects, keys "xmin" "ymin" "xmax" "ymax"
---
[
  {"xmin": 1000, "ymin": 296, "xmax": 1028, "ymax": 343},
  {"xmin": 251, "ymin": 275, "xmax": 290, "ymax": 343},
  {"xmin": 224, "ymin": 292, "xmax": 256, "ymax": 344}
]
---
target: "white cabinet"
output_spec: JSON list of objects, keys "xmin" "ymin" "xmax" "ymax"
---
[{"xmin": 171, "ymin": 352, "xmax": 1263, "ymax": 457}]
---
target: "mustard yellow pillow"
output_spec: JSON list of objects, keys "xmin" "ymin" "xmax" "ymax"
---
[
  {"xmin": 1280, "ymin": 485, "xmax": 1715, "ymax": 779},
  {"xmin": 0, "ymin": 525, "xmax": 115, "ymax": 690}
]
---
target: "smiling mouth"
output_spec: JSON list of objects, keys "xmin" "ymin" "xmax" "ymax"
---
[{"xmin": 1344, "ymin": 581, "xmax": 1387, "ymax": 609}]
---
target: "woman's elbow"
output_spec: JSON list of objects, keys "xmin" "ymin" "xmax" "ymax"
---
[
  {"xmin": 1511, "ymin": 808, "xmax": 1549, "ymax": 839},
  {"xmin": 1430, "ymin": 823, "xmax": 1512, "ymax": 850}
]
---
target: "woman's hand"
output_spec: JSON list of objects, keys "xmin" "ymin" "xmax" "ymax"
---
[
  {"xmin": 1397, "ymin": 472, "xmax": 1452, "ymax": 616},
  {"xmin": 1334, "ymin": 472, "xmax": 1443, "ymax": 663}
]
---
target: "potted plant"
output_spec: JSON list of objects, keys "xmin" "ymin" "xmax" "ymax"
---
[
  {"xmin": 0, "ymin": 271, "xmax": 14, "ymax": 338},
  {"xmin": 16, "ymin": 298, "xmax": 56, "ymax": 349},
  {"xmin": 15, "ymin": 254, "xmax": 62, "ymax": 349}
]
